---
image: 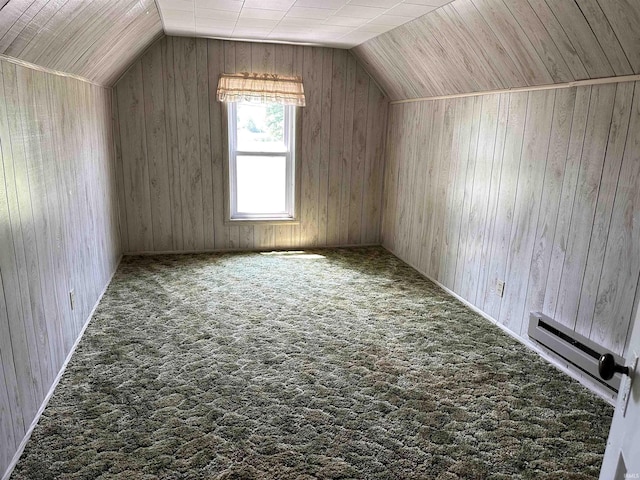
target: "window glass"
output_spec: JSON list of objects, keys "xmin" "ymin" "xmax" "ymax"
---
[
  {"xmin": 228, "ymin": 101, "xmax": 296, "ymax": 220},
  {"xmin": 237, "ymin": 102, "xmax": 286, "ymax": 153},
  {"xmin": 236, "ymin": 155, "xmax": 287, "ymax": 214}
]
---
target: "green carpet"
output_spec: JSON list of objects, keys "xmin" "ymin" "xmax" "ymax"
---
[{"xmin": 12, "ymin": 247, "xmax": 612, "ymax": 479}]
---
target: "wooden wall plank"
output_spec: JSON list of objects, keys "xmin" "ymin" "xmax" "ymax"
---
[
  {"xmin": 381, "ymin": 103, "xmax": 402, "ymax": 253},
  {"xmin": 327, "ymin": 50, "xmax": 346, "ymax": 246},
  {"xmin": 499, "ymin": 90, "xmax": 555, "ymax": 334},
  {"xmin": 438, "ymin": 98, "xmax": 464, "ymax": 288},
  {"xmin": 503, "ymin": 0, "xmax": 573, "ymax": 83},
  {"xmin": 577, "ymin": 82, "xmax": 634, "ymax": 336},
  {"xmin": 543, "ymin": 86, "xmax": 591, "ymax": 318},
  {"xmin": 363, "ymin": 81, "xmax": 388, "ymax": 245},
  {"xmin": 46, "ymin": 75, "xmax": 81, "ymax": 348},
  {"xmin": 0, "ymin": 0, "xmax": 162, "ymax": 85},
  {"xmin": 317, "ymin": 48, "xmax": 333, "ymax": 247},
  {"xmin": 300, "ymin": 46, "xmax": 320, "ymax": 247},
  {"xmin": 470, "ymin": 0, "xmax": 553, "ymax": 85},
  {"xmin": 273, "ymin": 44, "xmax": 295, "ymax": 248},
  {"xmin": 423, "ymin": 100, "xmax": 448, "ymax": 274},
  {"xmin": 116, "ymin": 62, "xmax": 153, "ymax": 252},
  {"xmin": 591, "ymin": 81, "xmax": 640, "ymax": 353},
  {"xmin": 196, "ymin": 38, "xmax": 214, "ymax": 251},
  {"xmin": 0, "ymin": 57, "xmax": 120, "ymax": 476},
  {"xmin": 0, "ymin": 270, "xmax": 19, "ymax": 468},
  {"xmin": 162, "ymin": 37, "xmax": 183, "ymax": 251},
  {"xmin": 0, "ymin": 79, "xmax": 30, "ymax": 447},
  {"xmin": 597, "ymin": 0, "xmax": 640, "ymax": 73},
  {"xmin": 141, "ymin": 42, "xmax": 172, "ymax": 251},
  {"xmin": 544, "ymin": 0, "xmax": 614, "ymax": 78},
  {"xmin": 440, "ymin": 97, "xmax": 475, "ymax": 290},
  {"xmin": 340, "ymin": 54, "xmax": 356, "ymax": 246},
  {"xmin": 18, "ymin": 67, "xmax": 64, "ymax": 373},
  {"xmin": 454, "ymin": 95, "xmax": 482, "ymax": 294},
  {"xmin": 555, "ymin": 85, "xmax": 616, "ymax": 330},
  {"xmin": 1, "ymin": 62, "xmax": 47, "ymax": 403},
  {"xmin": 111, "ymin": 90, "xmax": 128, "ymax": 253},
  {"xmin": 207, "ymin": 40, "xmax": 225, "ymax": 251},
  {"xmin": 526, "ymin": 0, "xmax": 589, "ymax": 80},
  {"xmin": 175, "ymin": 37, "xmax": 204, "ymax": 252},
  {"xmin": 352, "ymin": 0, "xmax": 640, "ymax": 100},
  {"xmin": 412, "ymin": 101, "xmax": 434, "ymax": 268},
  {"xmin": 575, "ymin": 0, "xmax": 632, "ymax": 76},
  {"xmin": 394, "ymin": 102, "xmax": 419, "ymax": 261},
  {"xmin": 383, "ymin": 81, "xmax": 639, "ymax": 357},
  {"xmin": 348, "ymin": 64, "xmax": 370, "ymax": 245},
  {"xmin": 476, "ymin": 93, "xmax": 509, "ymax": 308},
  {"xmin": 523, "ymin": 88, "xmax": 575, "ymax": 322},
  {"xmin": 459, "ymin": 93, "xmax": 500, "ymax": 302},
  {"xmin": 114, "ymin": 38, "xmax": 388, "ymax": 253}
]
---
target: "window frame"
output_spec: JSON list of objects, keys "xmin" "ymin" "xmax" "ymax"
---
[{"xmin": 226, "ymin": 101, "xmax": 298, "ymax": 223}]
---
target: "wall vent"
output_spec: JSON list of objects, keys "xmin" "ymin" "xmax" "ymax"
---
[{"xmin": 528, "ymin": 312, "xmax": 624, "ymax": 392}]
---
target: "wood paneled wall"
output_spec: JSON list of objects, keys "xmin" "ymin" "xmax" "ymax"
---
[
  {"xmin": 382, "ymin": 81, "xmax": 640, "ymax": 356},
  {"xmin": 352, "ymin": 0, "xmax": 640, "ymax": 100},
  {"xmin": 0, "ymin": 0, "xmax": 163, "ymax": 85},
  {"xmin": 0, "ymin": 60, "xmax": 120, "ymax": 476},
  {"xmin": 113, "ymin": 37, "xmax": 388, "ymax": 253}
]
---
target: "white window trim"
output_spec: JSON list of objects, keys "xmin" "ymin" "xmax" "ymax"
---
[{"xmin": 227, "ymin": 102, "xmax": 297, "ymax": 222}]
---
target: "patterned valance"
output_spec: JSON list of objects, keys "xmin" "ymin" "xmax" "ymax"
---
[{"xmin": 217, "ymin": 73, "xmax": 306, "ymax": 107}]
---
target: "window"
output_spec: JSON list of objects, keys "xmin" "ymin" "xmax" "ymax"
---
[{"xmin": 227, "ymin": 100, "xmax": 296, "ymax": 221}]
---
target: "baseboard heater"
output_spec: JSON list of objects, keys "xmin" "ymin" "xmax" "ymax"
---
[{"xmin": 528, "ymin": 312, "xmax": 624, "ymax": 392}]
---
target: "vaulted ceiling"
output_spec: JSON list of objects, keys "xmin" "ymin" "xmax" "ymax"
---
[
  {"xmin": 156, "ymin": 0, "xmax": 454, "ymax": 48},
  {"xmin": 0, "ymin": 0, "xmax": 163, "ymax": 85},
  {"xmin": 0, "ymin": 0, "xmax": 638, "ymax": 92},
  {"xmin": 351, "ymin": 0, "xmax": 640, "ymax": 100}
]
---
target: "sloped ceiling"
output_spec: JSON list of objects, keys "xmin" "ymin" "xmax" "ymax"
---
[
  {"xmin": 351, "ymin": 0, "xmax": 640, "ymax": 100},
  {"xmin": 156, "ymin": 0, "xmax": 454, "ymax": 48},
  {"xmin": 0, "ymin": 0, "xmax": 163, "ymax": 85}
]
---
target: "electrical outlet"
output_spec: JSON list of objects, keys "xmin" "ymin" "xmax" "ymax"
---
[
  {"xmin": 496, "ymin": 280, "xmax": 505, "ymax": 298},
  {"xmin": 69, "ymin": 289, "xmax": 75, "ymax": 311}
]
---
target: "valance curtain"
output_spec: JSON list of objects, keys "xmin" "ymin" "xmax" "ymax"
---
[{"xmin": 217, "ymin": 73, "xmax": 306, "ymax": 107}]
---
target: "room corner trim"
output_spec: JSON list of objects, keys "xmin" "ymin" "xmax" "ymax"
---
[
  {"xmin": 0, "ymin": 54, "xmax": 106, "ymax": 88},
  {"xmin": 390, "ymin": 74, "xmax": 640, "ymax": 105}
]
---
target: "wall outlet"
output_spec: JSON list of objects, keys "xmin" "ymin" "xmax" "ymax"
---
[
  {"xmin": 496, "ymin": 280, "xmax": 505, "ymax": 298},
  {"xmin": 69, "ymin": 289, "xmax": 75, "ymax": 311}
]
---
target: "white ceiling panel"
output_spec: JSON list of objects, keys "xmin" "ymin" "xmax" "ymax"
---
[
  {"xmin": 197, "ymin": 8, "xmax": 239, "ymax": 19},
  {"xmin": 195, "ymin": 0, "xmax": 243, "ymax": 10},
  {"xmin": 158, "ymin": 0, "xmax": 456, "ymax": 48}
]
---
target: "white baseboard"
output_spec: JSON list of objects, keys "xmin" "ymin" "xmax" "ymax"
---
[
  {"xmin": 381, "ymin": 245, "xmax": 616, "ymax": 406},
  {"xmin": 123, "ymin": 243, "xmax": 381, "ymax": 256},
  {"xmin": 1, "ymin": 256, "xmax": 123, "ymax": 480}
]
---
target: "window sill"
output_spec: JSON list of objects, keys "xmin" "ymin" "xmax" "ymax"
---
[{"xmin": 225, "ymin": 217, "xmax": 300, "ymax": 226}]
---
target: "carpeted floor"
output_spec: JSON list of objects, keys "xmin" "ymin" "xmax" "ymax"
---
[{"xmin": 12, "ymin": 247, "xmax": 612, "ymax": 479}]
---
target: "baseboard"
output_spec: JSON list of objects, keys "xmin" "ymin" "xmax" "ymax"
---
[
  {"xmin": 380, "ymin": 245, "xmax": 617, "ymax": 407},
  {"xmin": 123, "ymin": 243, "xmax": 382, "ymax": 256},
  {"xmin": 1, "ymin": 255, "xmax": 123, "ymax": 480}
]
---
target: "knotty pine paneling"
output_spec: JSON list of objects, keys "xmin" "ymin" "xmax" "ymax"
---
[
  {"xmin": 352, "ymin": 0, "xmax": 640, "ymax": 100},
  {"xmin": 0, "ymin": 0, "xmax": 163, "ymax": 85},
  {"xmin": 113, "ymin": 37, "xmax": 388, "ymax": 253},
  {"xmin": 382, "ymin": 81, "xmax": 640, "ymax": 357},
  {"xmin": 0, "ymin": 59, "xmax": 120, "ymax": 476}
]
